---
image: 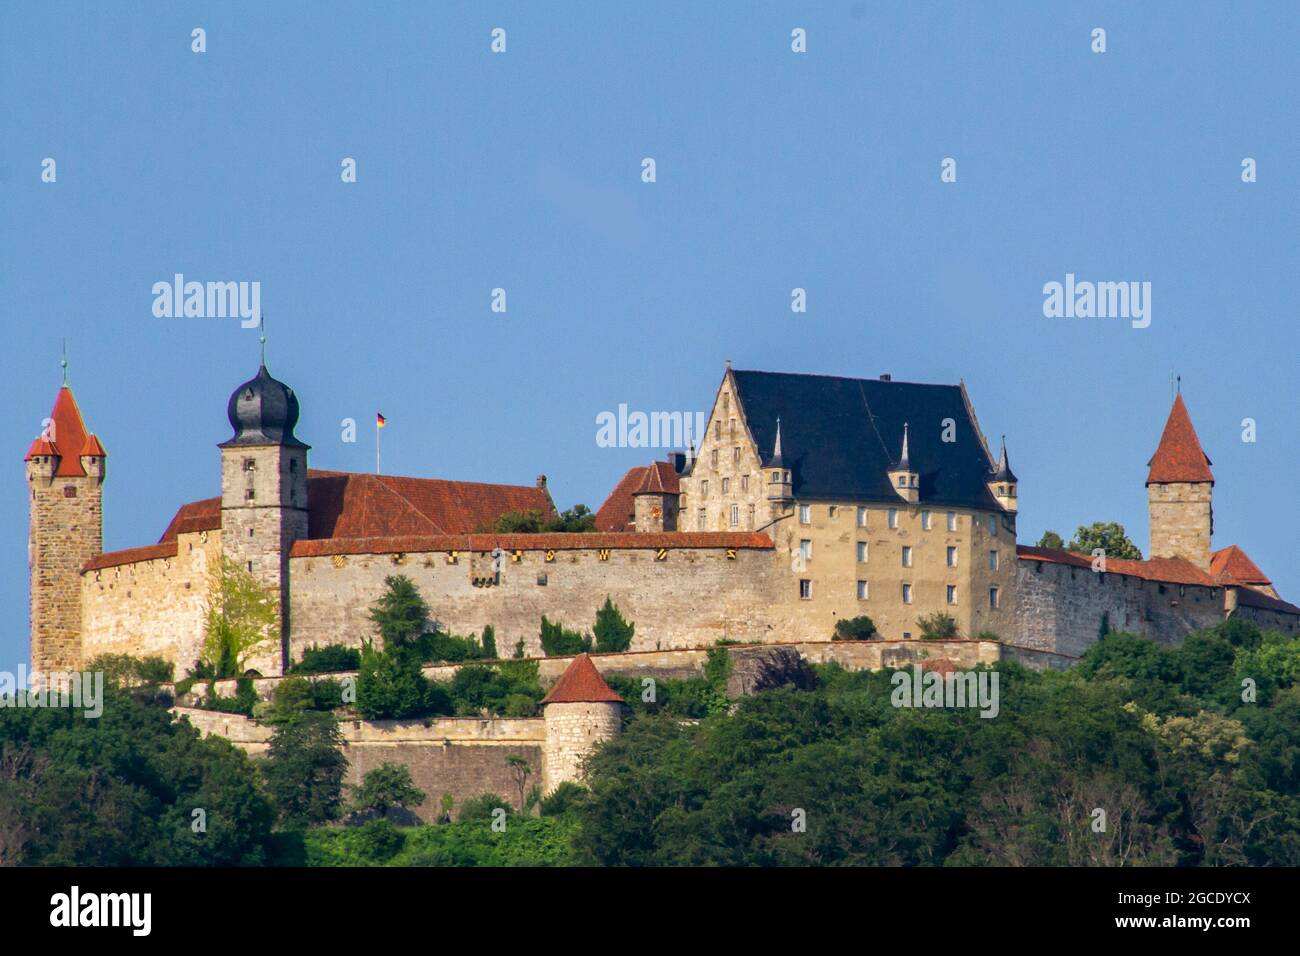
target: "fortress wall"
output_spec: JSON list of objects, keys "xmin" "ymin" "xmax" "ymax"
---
[
  {"xmin": 1015, "ymin": 559, "xmax": 1225, "ymax": 658},
  {"xmin": 176, "ymin": 708, "xmax": 545, "ymax": 823},
  {"xmin": 1227, "ymin": 600, "xmax": 1300, "ymax": 635},
  {"xmin": 81, "ymin": 530, "xmax": 220, "ymax": 670},
  {"xmin": 287, "ymin": 544, "xmax": 784, "ymax": 661}
]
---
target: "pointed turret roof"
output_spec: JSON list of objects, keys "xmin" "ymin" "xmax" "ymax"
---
[
  {"xmin": 542, "ymin": 653, "xmax": 625, "ymax": 704},
  {"xmin": 1147, "ymin": 394, "xmax": 1213, "ymax": 484},
  {"xmin": 766, "ymin": 418, "xmax": 785, "ymax": 469},
  {"xmin": 24, "ymin": 386, "xmax": 105, "ymax": 476},
  {"xmin": 896, "ymin": 422, "xmax": 912, "ymax": 471},
  {"xmin": 991, "ymin": 435, "xmax": 1017, "ymax": 483}
]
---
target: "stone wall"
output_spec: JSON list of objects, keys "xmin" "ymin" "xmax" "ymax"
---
[
  {"xmin": 1015, "ymin": 558, "xmax": 1225, "ymax": 658},
  {"xmin": 176, "ymin": 708, "xmax": 545, "ymax": 823},
  {"xmin": 542, "ymin": 701, "xmax": 622, "ymax": 793},
  {"xmin": 287, "ymin": 539, "xmax": 783, "ymax": 661},
  {"xmin": 1148, "ymin": 481, "xmax": 1213, "ymax": 570},
  {"xmin": 81, "ymin": 530, "xmax": 220, "ymax": 671}
]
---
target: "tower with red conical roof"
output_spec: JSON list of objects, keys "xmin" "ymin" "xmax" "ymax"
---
[
  {"xmin": 25, "ymin": 384, "xmax": 107, "ymax": 676},
  {"xmin": 541, "ymin": 653, "xmax": 624, "ymax": 793},
  {"xmin": 1146, "ymin": 393, "xmax": 1214, "ymax": 570}
]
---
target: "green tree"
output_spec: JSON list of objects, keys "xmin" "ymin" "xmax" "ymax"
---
[
  {"xmin": 917, "ymin": 612, "xmax": 959, "ymax": 640},
  {"xmin": 261, "ymin": 711, "xmax": 348, "ymax": 828},
  {"xmin": 832, "ymin": 616, "xmax": 877, "ymax": 641},
  {"xmin": 202, "ymin": 556, "xmax": 278, "ymax": 678},
  {"xmin": 355, "ymin": 642, "xmax": 449, "ymax": 720},
  {"xmin": 540, "ymin": 616, "xmax": 592, "ymax": 657},
  {"xmin": 349, "ymin": 762, "xmax": 426, "ymax": 819},
  {"xmin": 593, "ymin": 598, "xmax": 635, "ymax": 652},
  {"xmin": 367, "ymin": 575, "xmax": 429, "ymax": 648},
  {"xmin": 481, "ymin": 625, "xmax": 498, "ymax": 659},
  {"xmin": 1067, "ymin": 521, "xmax": 1143, "ymax": 560},
  {"xmin": 1036, "ymin": 530, "xmax": 1065, "ymax": 550}
]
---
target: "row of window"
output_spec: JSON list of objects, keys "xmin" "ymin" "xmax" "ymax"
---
[
  {"xmin": 699, "ymin": 474, "xmax": 750, "ymax": 496},
  {"xmin": 798, "ymin": 579, "xmax": 1002, "ymax": 608},
  {"xmin": 797, "ymin": 504, "xmax": 1000, "ymax": 536},
  {"xmin": 799, "ymin": 539, "xmax": 1000, "ymax": 570}
]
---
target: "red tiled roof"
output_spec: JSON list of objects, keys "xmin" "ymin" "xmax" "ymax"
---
[
  {"xmin": 542, "ymin": 653, "xmax": 625, "ymax": 704},
  {"xmin": 1210, "ymin": 545, "xmax": 1271, "ymax": 587},
  {"xmin": 596, "ymin": 461, "xmax": 680, "ymax": 531},
  {"xmin": 24, "ymin": 387, "xmax": 104, "ymax": 476},
  {"xmin": 290, "ymin": 530, "xmax": 772, "ymax": 558},
  {"xmin": 1147, "ymin": 394, "xmax": 1213, "ymax": 484},
  {"xmin": 84, "ymin": 541, "xmax": 178, "ymax": 572},
  {"xmin": 1016, "ymin": 545, "xmax": 1214, "ymax": 586},
  {"xmin": 80, "ymin": 434, "xmax": 107, "ymax": 457},
  {"xmin": 160, "ymin": 497, "xmax": 222, "ymax": 541}
]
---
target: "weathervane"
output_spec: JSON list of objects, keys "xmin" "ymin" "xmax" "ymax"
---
[{"xmin": 61, "ymin": 339, "xmax": 68, "ymax": 385}]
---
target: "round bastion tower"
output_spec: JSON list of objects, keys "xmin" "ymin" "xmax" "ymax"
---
[{"xmin": 541, "ymin": 653, "xmax": 625, "ymax": 794}]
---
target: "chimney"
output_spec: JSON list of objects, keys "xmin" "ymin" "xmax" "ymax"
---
[
  {"xmin": 880, "ymin": 373, "xmax": 892, "ymax": 382},
  {"xmin": 535, "ymin": 474, "xmax": 548, "ymax": 490}
]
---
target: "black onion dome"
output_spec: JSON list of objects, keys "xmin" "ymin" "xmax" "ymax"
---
[{"xmin": 218, "ymin": 365, "xmax": 308, "ymax": 447}]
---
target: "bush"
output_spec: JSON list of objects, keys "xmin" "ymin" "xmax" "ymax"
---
[
  {"xmin": 833, "ymin": 616, "xmax": 877, "ymax": 641},
  {"xmin": 356, "ymin": 643, "xmax": 447, "ymax": 720},
  {"xmin": 202, "ymin": 677, "xmax": 258, "ymax": 716},
  {"xmin": 540, "ymin": 781, "xmax": 589, "ymax": 817},
  {"xmin": 86, "ymin": 653, "xmax": 174, "ymax": 688},
  {"xmin": 414, "ymin": 630, "xmax": 488, "ymax": 664},
  {"xmin": 353, "ymin": 818, "xmax": 406, "ymax": 862},
  {"xmin": 457, "ymin": 792, "xmax": 513, "ymax": 823},
  {"xmin": 540, "ymin": 616, "xmax": 592, "ymax": 657},
  {"xmin": 481, "ymin": 625, "xmax": 497, "ymax": 659},
  {"xmin": 290, "ymin": 644, "xmax": 361, "ymax": 674},
  {"xmin": 593, "ymin": 598, "xmax": 635, "ymax": 653},
  {"xmin": 917, "ymin": 612, "xmax": 959, "ymax": 640},
  {"xmin": 445, "ymin": 662, "xmax": 544, "ymax": 717},
  {"xmin": 349, "ymin": 763, "xmax": 426, "ymax": 819}
]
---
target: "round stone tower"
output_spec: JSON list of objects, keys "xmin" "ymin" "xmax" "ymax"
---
[{"xmin": 541, "ymin": 653, "xmax": 625, "ymax": 794}]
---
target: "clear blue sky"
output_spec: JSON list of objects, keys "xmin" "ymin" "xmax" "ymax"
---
[{"xmin": 2, "ymin": 2, "xmax": 1296, "ymax": 668}]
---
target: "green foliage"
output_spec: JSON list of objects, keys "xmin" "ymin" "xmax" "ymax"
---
[
  {"xmin": 593, "ymin": 598, "xmax": 635, "ymax": 653},
  {"xmin": 481, "ymin": 625, "xmax": 497, "ymax": 659},
  {"xmin": 86, "ymin": 653, "xmax": 174, "ymax": 689},
  {"xmin": 202, "ymin": 556, "xmax": 278, "ymax": 678},
  {"xmin": 201, "ymin": 677, "xmax": 259, "ymax": 716},
  {"xmin": 1067, "ymin": 521, "xmax": 1143, "ymax": 560},
  {"xmin": 290, "ymin": 644, "xmax": 361, "ymax": 675},
  {"xmin": 917, "ymin": 612, "xmax": 959, "ymax": 640},
  {"xmin": 832, "ymin": 616, "xmax": 877, "ymax": 641},
  {"xmin": 704, "ymin": 646, "xmax": 731, "ymax": 691},
  {"xmin": 261, "ymin": 711, "xmax": 348, "ymax": 829},
  {"xmin": 356, "ymin": 642, "xmax": 450, "ymax": 721},
  {"xmin": 349, "ymin": 763, "xmax": 426, "ymax": 818},
  {"xmin": 457, "ymin": 792, "xmax": 513, "ymax": 823},
  {"xmin": 301, "ymin": 816, "xmax": 579, "ymax": 866},
  {"xmin": 513, "ymin": 640, "xmax": 525, "ymax": 659},
  {"xmin": 261, "ymin": 676, "xmax": 345, "ymax": 723},
  {"xmin": 0, "ymin": 685, "xmax": 275, "ymax": 865},
  {"xmin": 1036, "ymin": 530, "xmax": 1065, "ymax": 550},
  {"xmin": 606, "ymin": 674, "xmax": 728, "ymax": 719},
  {"xmin": 413, "ymin": 629, "xmax": 490, "ymax": 664},
  {"xmin": 447, "ymin": 662, "xmax": 544, "ymax": 717},
  {"xmin": 351, "ymin": 818, "xmax": 406, "ymax": 862},
  {"xmin": 540, "ymin": 781, "xmax": 589, "ymax": 817},
  {"xmin": 540, "ymin": 616, "xmax": 593, "ymax": 657},
  {"xmin": 367, "ymin": 575, "xmax": 429, "ymax": 648},
  {"xmin": 491, "ymin": 504, "xmax": 596, "ymax": 533}
]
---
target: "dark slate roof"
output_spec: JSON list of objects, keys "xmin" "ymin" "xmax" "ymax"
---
[
  {"xmin": 219, "ymin": 365, "xmax": 308, "ymax": 448},
  {"xmin": 731, "ymin": 370, "xmax": 1003, "ymax": 510}
]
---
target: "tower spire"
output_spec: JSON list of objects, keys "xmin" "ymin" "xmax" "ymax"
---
[
  {"xmin": 772, "ymin": 417, "xmax": 784, "ymax": 465},
  {"xmin": 61, "ymin": 339, "xmax": 68, "ymax": 386},
  {"xmin": 898, "ymin": 422, "xmax": 911, "ymax": 470}
]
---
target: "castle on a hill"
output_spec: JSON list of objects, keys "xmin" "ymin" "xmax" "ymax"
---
[{"xmin": 26, "ymin": 361, "xmax": 1299, "ymax": 680}]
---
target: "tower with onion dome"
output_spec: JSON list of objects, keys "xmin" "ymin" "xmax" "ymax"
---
[{"xmin": 219, "ymin": 362, "xmax": 310, "ymax": 672}]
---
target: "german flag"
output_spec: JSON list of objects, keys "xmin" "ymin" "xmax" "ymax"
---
[{"xmin": 376, "ymin": 413, "xmax": 386, "ymax": 428}]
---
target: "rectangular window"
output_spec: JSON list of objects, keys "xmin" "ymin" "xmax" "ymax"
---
[
  {"xmin": 921, "ymin": 510, "xmax": 932, "ymax": 530},
  {"xmin": 800, "ymin": 579, "xmax": 812, "ymax": 600},
  {"xmin": 856, "ymin": 541, "xmax": 867, "ymax": 562},
  {"xmin": 698, "ymin": 508, "xmax": 706, "ymax": 529},
  {"xmin": 729, "ymin": 419, "xmax": 736, "ymax": 438},
  {"xmin": 989, "ymin": 587, "xmax": 1000, "ymax": 609},
  {"xmin": 702, "ymin": 480, "xmax": 709, "ymax": 497},
  {"xmin": 800, "ymin": 539, "xmax": 812, "ymax": 561},
  {"xmin": 947, "ymin": 511, "xmax": 957, "ymax": 531},
  {"xmin": 740, "ymin": 475, "xmax": 749, "ymax": 492},
  {"xmin": 947, "ymin": 546, "xmax": 957, "ymax": 567},
  {"xmin": 747, "ymin": 503, "xmax": 755, "ymax": 527},
  {"xmin": 730, "ymin": 505, "xmax": 739, "ymax": 528},
  {"xmin": 902, "ymin": 583, "xmax": 913, "ymax": 604},
  {"xmin": 888, "ymin": 508, "xmax": 898, "ymax": 529},
  {"xmin": 901, "ymin": 546, "xmax": 912, "ymax": 567},
  {"xmin": 987, "ymin": 514, "xmax": 997, "ymax": 536},
  {"xmin": 857, "ymin": 580, "xmax": 868, "ymax": 600},
  {"xmin": 245, "ymin": 488, "xmax": 256, "ymax": 500},
  {"xmin": 243, "ymin": 458, "xmax": 256, "ymax": 471},
  {"xmin": 799, "ymin": 504, "xmax": 811, "ymax": 524},
  {"xmin": 732, "ymin": 446, "xmax": 740, "ymax": 464},
  {"xmin": 946, "ymin": 585, "xmax": 957, "ymax": 605},
  {"xmin": 715, "ymin": 421, "xmax": 721, "ymax": 440},
  {"xmin": 856, "ymin": 506, "xmax": 867, "ymax": 527},
  {"xmin": 711, "ymin": 449, "xmax": 719, "ymax": 468},
  {"xmin": 989, "ymin": 550, "xmax": 999, "ymax": 571},
  {"xmin": 722, "ymin": 477, "xmax": 730, "ymax": 494}
]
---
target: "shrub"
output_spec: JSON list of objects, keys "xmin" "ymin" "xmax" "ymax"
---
[
  {"xmin": 368, "ymin": 575, "xmax": 429, "ymax": 648},
  {"xmin": 457, "ymin": 793, "xmax": 513, "ymax": 823},
  {"xmin": 540, "ymin": 616, "xmax": 592, "ymax": 657},
  {"xmin": 202, "ymin": 677, "xmax": 258, "ymax": 716},
  {"xmin": 481, "ymin": 625, "xmax": 498, "ymax": 659},
  {"xmin": 446, "ymin": 662, "xmax": 544, "ymax": 717},
  {"xmin": 356, "ymin": 642, "xmax": 448, "ymax": 720},
  {"xmin": 353, "ymin": 818, "xmax": 405, "ymax": 862},
  {"xmin": 540, "ymin": 781, "xmax": 589, "ymax": 817},
  {"xmin": 290, "ymin": 644, "xmax": 361, "ymax": 674},
  {"xmin": 917, "ymin": 612, "xmax": 959, "ymax": 640},
  {"xmin": 414, "ymin": 630, "xmax": 488, "ymax": 664},
  {"xmin": 833, "ymin": 616, "xmax": 877, "ymax": 641},
  {"xmin": 261, "ymin": 711, "xmax": 347, "ymax": 828},
  {"xmin": 593, "ymin": 598, "xmax": 635, "ymax": 653},
  {"xmin": 349, "ymin": 763, "xmax": 426, "ymax": 819}
]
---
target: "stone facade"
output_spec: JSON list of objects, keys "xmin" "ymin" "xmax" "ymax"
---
[
  {"xmin": 542, "ymin": 701, "xmax": 624, "ymax": 793},
  {"xmin": 1148, "ymin": 480, "xmax": 1213, "ymax": 571}
]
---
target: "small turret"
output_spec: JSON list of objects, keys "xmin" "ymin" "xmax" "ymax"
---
[
  {"xmin": 987, "ymin": 435, "xmax": 1018, "ymax": 513},
  {"xmin": 542, "ymin": 654, "xmax": 624, "ymax": 793},
  {"xmin": 632, "ymin": 460, "xmax": 680, "ymax": 532},
  {"xmin": 765, "ymin": 418, "xmax": 794, "ymax": 519},
  {"xmin": 887, "ymin": 423, "xmax": 920, "ymax": 504}
]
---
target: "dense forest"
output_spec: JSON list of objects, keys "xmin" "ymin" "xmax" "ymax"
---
[{"xmin": 1, "ymin": 617, "xmax": 1297, "ymax": 866}]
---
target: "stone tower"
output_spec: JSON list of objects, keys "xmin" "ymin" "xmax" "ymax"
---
[
  {"xmin": 987, "ymin": 435, "xmax": 1018, "ymax": 513},
  {"xmin": 1146, "ymin": 393, "xmax": 1214, "ymax": 570},
  {"xmin": 26, "ymin": 385, "xmax": 107, "ymax": 677},
  {"xmin": 541, "ymin": 653, "xmax": 624, "ymax": 793},
  {"xmin": 632, "ymin": 461, "xmax": 679, "ymax": 532},
  {"xmin": 218, "ymin": 365, "xmax": 310, "ymax": 674}
]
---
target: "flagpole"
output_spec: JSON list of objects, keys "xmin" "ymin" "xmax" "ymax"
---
[{"xmin": 376, "ymin": 417, "xmax": 381, "ymax": 475}]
